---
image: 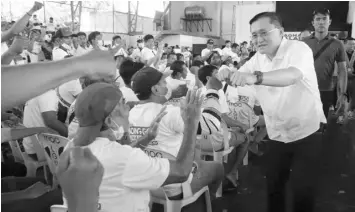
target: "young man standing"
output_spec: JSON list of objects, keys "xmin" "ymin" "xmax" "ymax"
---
[{"xmin": 303, "ymin": 8, "xmax": 348, "ymax": 117}]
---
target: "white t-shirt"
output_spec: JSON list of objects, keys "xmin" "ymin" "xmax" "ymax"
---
[
  {"xmin": 141, "ymin": 47, "xmax": 156, "ymax": 67},
  {"xmin": 238, "ymin": 38, "xmax": 326, "ymax": 142},
  {"xmin": 52, "ymin": 47, "xmax": 69, "ymax": 61},
  {"xmin": 222, "ymin": 47, "xmax": 240, "ymax": 62},
  {"xmin": 75, "ymin": 45, "xmax": 91, "ymax": 56},
  {"xmin": 46, "ymin": 22, "xmax": 56, "ymax": 32},
  {"xmin": 224, "ymin": 84, "xmax": 260, "ymax": 126},
  {"xmin": 57, "ymin": 79, "xmax": 82, "ymax": 107},
  {"xmin": 200, "ymin": 87, "xmax": 229, "ymax": 114},
  {"xmin": 120, "ymin": 86, "xmax": 139, "ymax": 102},
  {"xmin": 23, "ymin": 90, "xmax": 59, "ymax": 154},
  {"xmin": 64, "ymin": 138, "xmax": 169, "ymax": 212},
  {"xmin": 129, "ymin": 103, "xmax": 184, "ymax": 157}
]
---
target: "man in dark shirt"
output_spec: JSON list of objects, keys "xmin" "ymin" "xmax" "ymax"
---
[{"xmin": 303, "ymin": 8, "xmax": 348, "ymax": 117}]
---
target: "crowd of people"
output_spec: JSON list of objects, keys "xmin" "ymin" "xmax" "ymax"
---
[{"xmin": 1, "ymin": 2, "xmax": 355, "ymax": 212}]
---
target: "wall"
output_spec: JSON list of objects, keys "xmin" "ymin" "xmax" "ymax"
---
[
  {"xmin": 234, "ymin": 2, "xmax": 276, "ymax": 43},
  {"xmin": 81, "ymin": 11, "xmax": 157, "ymax": 35},
  {"xmin": 169, "ymin": 1, "xmax": 222, "ymax": 37}
]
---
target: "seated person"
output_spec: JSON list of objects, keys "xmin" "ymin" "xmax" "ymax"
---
[
  {"xmin": 66, "ymin": 76, "xmax": 116, "ymax": 140},
  {"xmin": 198, "ymin": 65, "xmax": 250, "ymax": 187},
  {"xmin": 165, "ymin": 61, "xmax": 189, "ymax": 106},
  {"xmin": 129, "ymin": 67, "xmax": 224, "ymax": 199},
  {"xmin": 64, "ymin": 83, "xmax": 204, "ymax": 211},
  {"xmin": 190, "ymin": 60, "xmax": 204, "ymax": 88},
  {"xmin": 118, "ymin": 60, "xmax": 143, "ymax": 107},
  {"xmin": 223, "ymin": 83, "xmax": 267, "ymax": 143},
  {"xmin": 23, "ymin": 90, "xmax": 68, "ymax": 160}
]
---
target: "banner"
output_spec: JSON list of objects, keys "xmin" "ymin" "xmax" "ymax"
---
[{"xmin": 284, "ymin": 32, "xmax": 300, "ymax": 40}]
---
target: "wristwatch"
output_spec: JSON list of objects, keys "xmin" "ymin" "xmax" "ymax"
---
[{"xmin": 254, "ymin": 71, "xmax": 263, "ymax": 85}]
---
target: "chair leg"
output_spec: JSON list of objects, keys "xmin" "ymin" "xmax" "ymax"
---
[
  {"xmin": 216, "ymin": 182, "xmax": 223, "ymax": 198},
  {"xmin": 204, "ymin": 189, "xmax": 213, "ymax": 212},
  {"xmin": 25, "ymin": 162, "xmax": 37, "ymax": 177}
]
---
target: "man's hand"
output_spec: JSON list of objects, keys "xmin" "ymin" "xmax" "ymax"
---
[
  {"xmin": 335, "ymin": 94, "xmax": 347, "ymax": 115},
  {"xmin": 230, "ymin": 71, "xmax": 257, "ymax": 86},
  {"xmin": 80, "ymin": 50, "xmax": 117, "ymax": 80},
  {"xmin": 29, "ymin": 2, "xmax": 43, "ymax": 14},
  {"xmin": 180, "ymin": 88, "xmax": 204, "ymax": 125},
  {"xmin": 56, "ymin": 147, "xmax": 104, "ymax": 205},
  {"xmin": 147, "ymin": 106, "xmax": 167, "ymax": 140},
  {"xmin": 8, "ymin": 36, "xmax": 25, "ymax": 55},
  {"xmin": 217, "ymin": 66, "xmax": 232, "ymax": 82}
]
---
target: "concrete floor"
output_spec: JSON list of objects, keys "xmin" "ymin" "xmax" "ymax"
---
[{"xmin": 2, "ymin": 117, "xmax": 354, "ymax": 212}]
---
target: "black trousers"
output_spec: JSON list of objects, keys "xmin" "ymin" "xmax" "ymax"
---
[
  {"xmin": 320, "ymin": 90, "xmax": 336, "ymax": 118},
  {"xmin": 263, "ymin": 132, "xmax": 322, "ymax": 212}
]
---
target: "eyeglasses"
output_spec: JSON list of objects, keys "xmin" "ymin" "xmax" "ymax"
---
[{"xmin": 251, "ymin": 28, "xmax": 279, "ymax": 41}]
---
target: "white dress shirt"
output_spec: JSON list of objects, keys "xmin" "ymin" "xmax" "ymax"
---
[{"xmin": 238, "ymin": 38, "xmax": 326, "ymax": 143}]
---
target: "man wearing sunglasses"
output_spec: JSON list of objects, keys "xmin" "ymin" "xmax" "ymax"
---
[
  {"xmin": 218, "ymin": 12, "xmax": 325, "ymax": 212},
  {"xmin": 303, "ymin": 8, "xmax": 348, "ymax": 118}
]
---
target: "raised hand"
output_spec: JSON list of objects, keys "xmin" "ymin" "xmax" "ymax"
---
[
  {"xmin": 79, "ymin": 50, "xmax": 117, "ymax": 80},
  {"xmin": 180, "ymin": 88, "xmax": 204, "ymax": 125},
  {"xmin": 147, "ymin": 106, "xmax": 167, "ymax": 140},
  {"xmin": 29, "ymin": 2, "xmax": 43, "ymax": 13}
]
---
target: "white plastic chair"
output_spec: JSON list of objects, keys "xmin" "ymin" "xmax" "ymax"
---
[
  {"xmin": 1, "ymin": 121, "xmax": 48, "ymax": 177},
  {"xmin": 145, "ymin": 147, "xmax": 212, "ymax": 212},
  {"xmin": 50, "ymin": 205, "xmax": 67, "ymax": 212},
  {"xmin": 37, "ymin": 133, "xmax": 69, "ymax": 189}
]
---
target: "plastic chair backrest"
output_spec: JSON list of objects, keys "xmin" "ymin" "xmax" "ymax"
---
[
  {"xmin": 144, "ymin": 147, "xmax": 195, "ymax": 198},
  {"xmin": 37, "ymin": 133, "xmax": 69, "ymax": 174},
  {"xmin": 1, "ymin": 122, "xmax": 46, "ymax": 162}
]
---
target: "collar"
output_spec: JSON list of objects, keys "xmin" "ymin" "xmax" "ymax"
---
[{"xmin": 272, "ymin": 38, "xmax": 288, "ymax": 60}]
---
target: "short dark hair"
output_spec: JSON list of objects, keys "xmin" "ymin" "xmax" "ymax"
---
[
  {"xmin": 119, "ymin": 60, "xmax": 145, "ymax": 86},
  {"xmin": 313, "ymin": 8, "xmax": 331, "ymax": 19},
  {"xmin": 167, "ymin": 53, "xmax": 176, "ymax": 59},
  {"xmin": 49, "ymin": 17, "xmax": 53, "ymax": 20},
  {"xmin": 231, "ymin": 43, "xmax": 239, "ymax": 48},
  {"xmin": 225, "ymin": 40, "xmax": 231, "ymax": 44},
  {"xmin": 170, "ymin": 61, "xmax": 186, "ymax": 78},
  {"xmin": 198, "ymin": 65, "xmax": 218, "ymax": 85},
  {"xmin": 176, "ymin": 53, "xmax": 184, "ymax": 61},
  {"xmin": 88, "ymin": 31, "xmax": 101, "ymax": 45},
  {"xmin": 191, "ymin": 60, "xmax": 204, "ymax": 67},
  {"xmin": 114, "ymin": 55, "xmax": 125, "ymax": 61},
  {"xmin": 77, "ymin": 32, "xmax": 87, "ymax": 37},
  {"xmin": 249, "ymin": 12, "xmax": 283, "ymax": 28},
  {"xmin": 112, "ymin": 35, "xmax": 121, "ymax": 41},
  {"xmin": 143, "ymin": 34, "xmax": 154, "ymax": 42}
]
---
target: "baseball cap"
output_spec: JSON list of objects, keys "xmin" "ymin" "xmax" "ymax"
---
[
  {"xmin": 75, "ymin": 83, "xmax": 122, "ymax": 127},
  {"xmin": 313, "ymin": 8, "xmax": 330, "ymax": 16},
  {"xmin": 131, "ymin": 67, "xmax": 169, "ymax": 98},
  {"xmin": 207, "ymin": 39, "xmax": 214, "ymax": 44},
  {"xmin": 55, "ymin": 27, "xmax": 73, "ymax": 38}
]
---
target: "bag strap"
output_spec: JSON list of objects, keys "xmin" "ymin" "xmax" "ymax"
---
[
  {"xmin": 59, "ymin": 45, "xmax": 72, "ymax": 56},
  {"xmin": 314, "ymin": 39, "xmax": 335, "ymax": 61},
  {"xmin": 223, "ymin": 83, "xmax": 229, "ymax": 94}
]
